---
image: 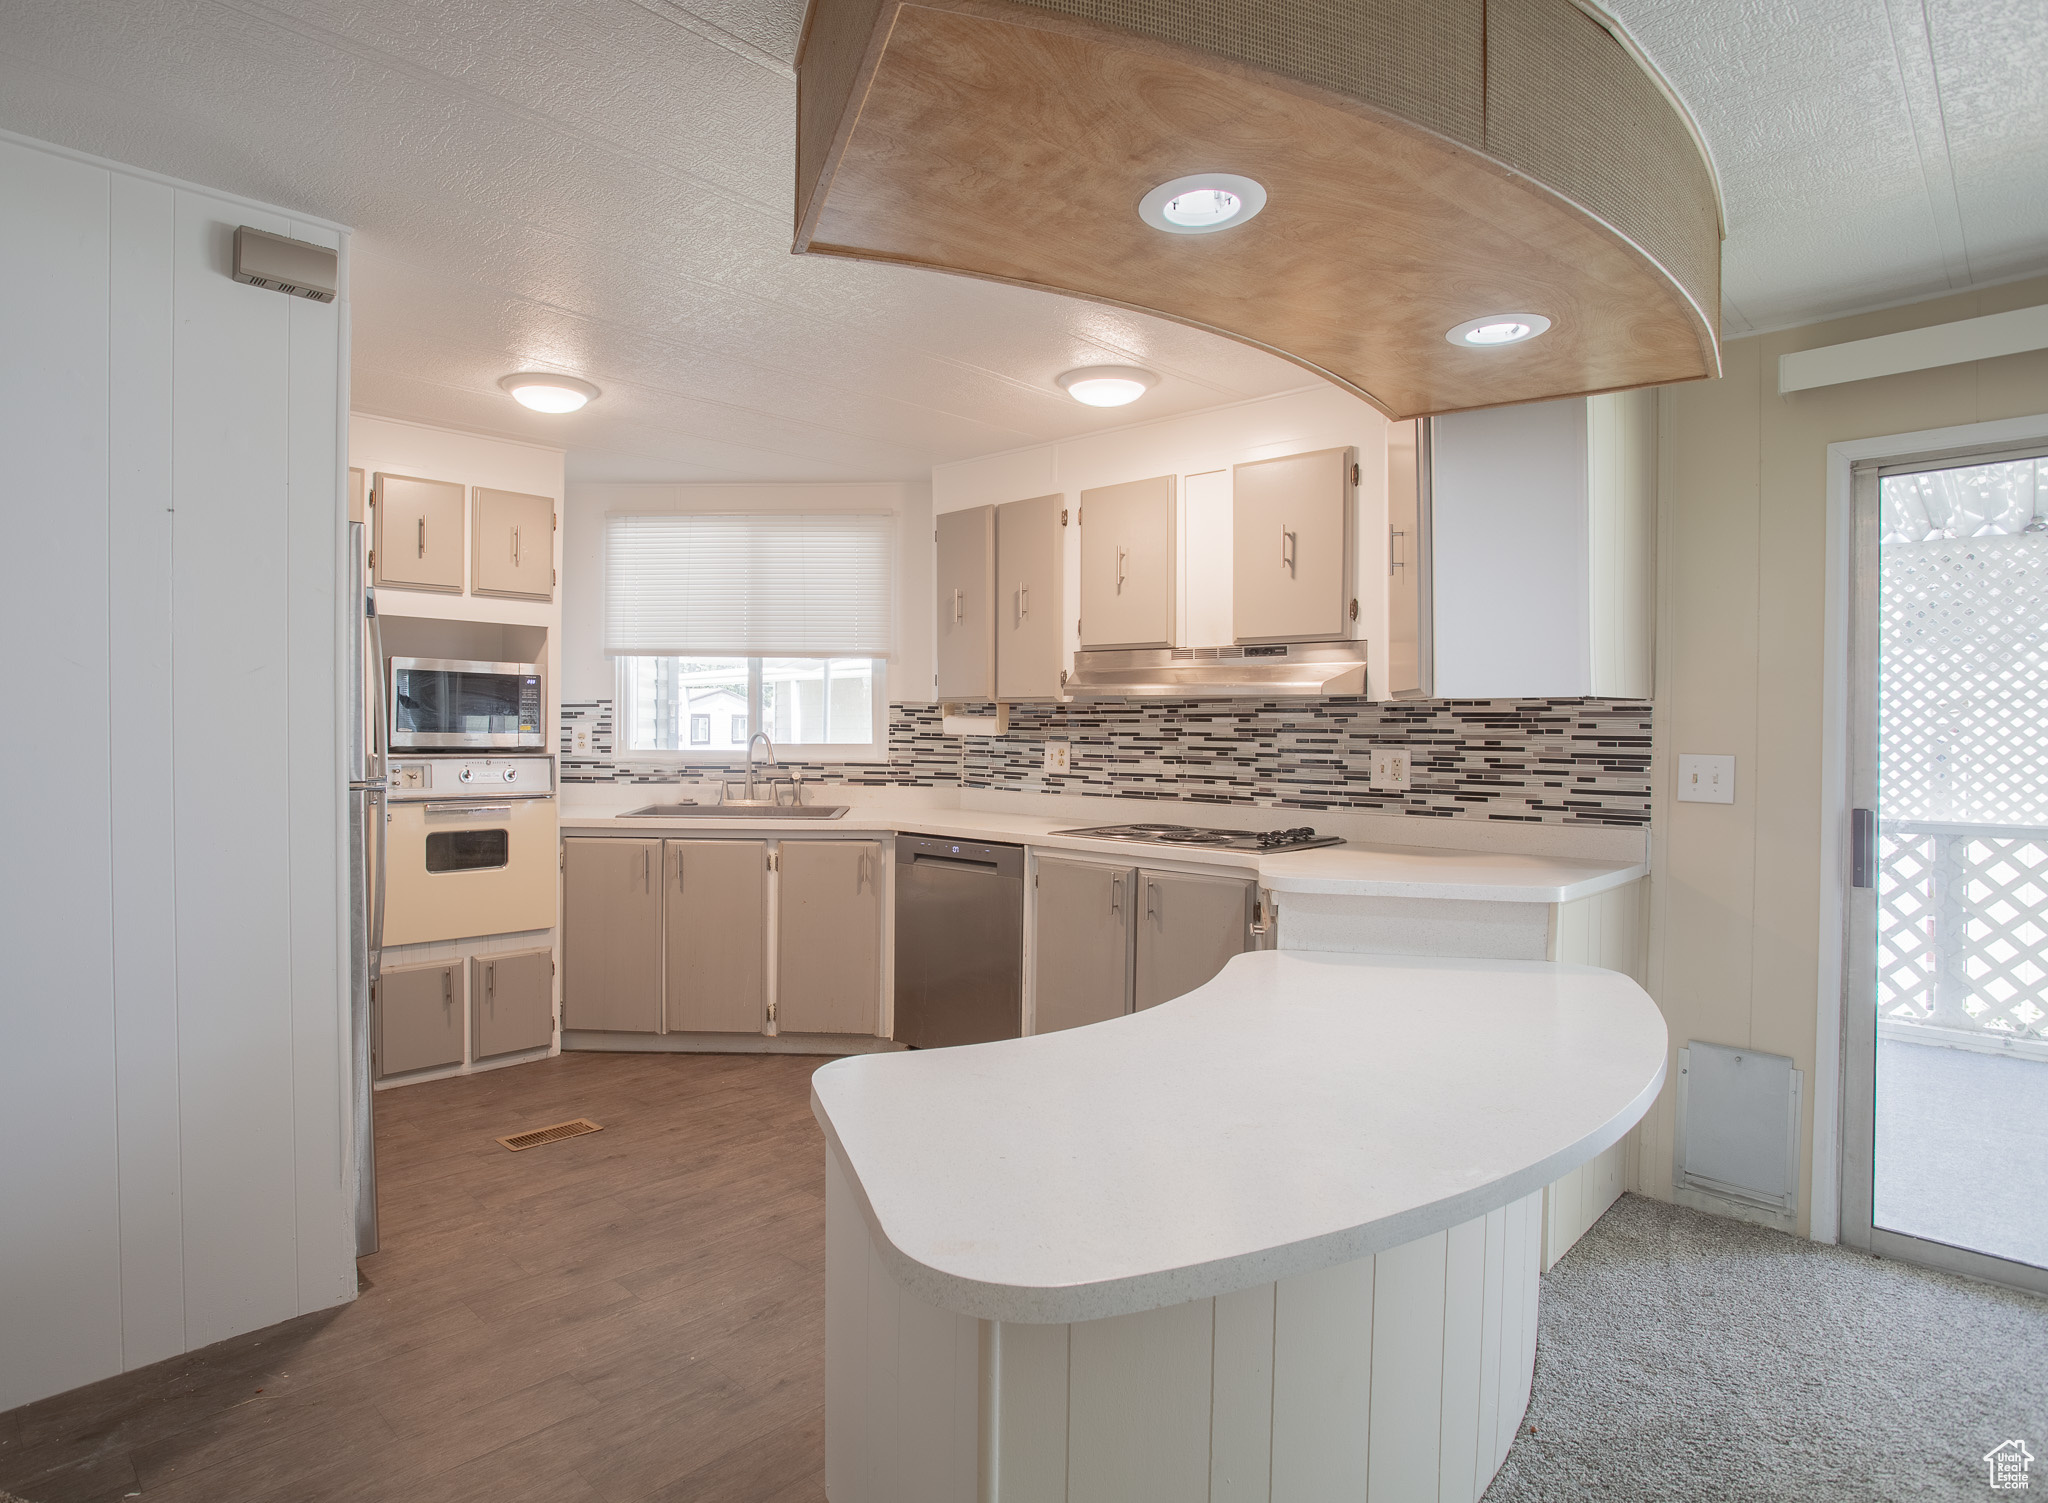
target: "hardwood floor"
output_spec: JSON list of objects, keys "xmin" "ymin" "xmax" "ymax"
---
[{"xmin": 0, "ymin": 1053, "xmax": 832, "ymax": 1503}]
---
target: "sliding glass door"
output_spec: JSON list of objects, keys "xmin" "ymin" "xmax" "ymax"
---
[{"xmin": 1842, "ymin": 445, "xmax": 2048, "ymax": 1291}]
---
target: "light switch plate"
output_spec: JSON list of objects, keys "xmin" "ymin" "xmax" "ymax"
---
[
  {"xmin": 1370, "ymin": 746, "xmax": 1412, "ymax": 791},
  {"xmin": 1043, "ymin": 741, "xmax": 1071, "ymax": 774},
  {"xmin": 1677, "ymin": 753, "xmax": 1736, "ymax": 804}
]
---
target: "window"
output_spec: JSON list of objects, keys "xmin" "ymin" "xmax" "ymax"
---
[
  {"xmin": 606, "ymin": 511, "xmax": 896, "ymax": 761},
  {"xmin": 618, "ymin": 656, "xmax": 884, "ymax": 759}
]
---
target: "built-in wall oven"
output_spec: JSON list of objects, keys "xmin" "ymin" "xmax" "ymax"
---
[
  {"xmin": 382, "ymin": 755, "xmax": 557, "ymax": 946},
  {"xmin": 388, "ymin": 657, "xmax": 544, "ymax": 750}
]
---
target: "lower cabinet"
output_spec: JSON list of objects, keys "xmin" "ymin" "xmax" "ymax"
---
[
  {"xmin": 1034, "ymin": 861, "xmax": 1255, "ymax": 1033},
  {"xmin": 665, "ymin": 839, "xmax": 768, "ymax": 1032},
  {"xmin": 472, "ymin": 948, "xmax": 556, "ymax": 1059},
  {"xmin": 563, "ymin": 837, "xmax": 663, "ymax": 1032},
  {"xmin": 376, "ymin": 958, "xmax": 463, "ymax": 1077},
  {"xmin": 778, "ymin": 840, "xmax": 883, "ymax": 1035}
]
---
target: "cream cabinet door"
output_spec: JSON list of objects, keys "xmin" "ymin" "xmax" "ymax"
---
[
  {"xmin": 1033, "ymin": 858, "xmax": 1134, "ymax": 1034},
  {"xmin": 376, "ymin": 959, "xmax": 463, "ymax": 1077},
  {"xmin": 562, "ymin": 837, "xmax": 663, "ymax": 1032},
  {"xmin": 995, "ymin": 493, "xmax": 1066, "ymax": 699},
  {"xmin": 1232, "ymin": 448, "xmax": 1353, "ymax": 643},
  {"xmin": 664, "ymin": 839, "xmax": 767, "ymax": 1033},
  {"xmin": 776, "ymin": 841, "xmax": 882, "ymax": 1034},
  {"xmin": 472, "ymin": 487, "xmax": 556, "ymax": 601},
  {"xmin": 1080, "ymin": 474, "xmax": 1176, "ymax": 649},
  {"xmin": 1134, "ymin": 869, "xmax": 1253, "ymax": 1011},
  {"xmin": 372, "ymin": 472, "xmax": 465, "ymax": 593},
  {"xmin": 935, "ymin": 505, "xmax": 996, "ymax": 699},
  {"xmin": 471, "ymin": 948, "xmax": 555, "ymax": 1059}
]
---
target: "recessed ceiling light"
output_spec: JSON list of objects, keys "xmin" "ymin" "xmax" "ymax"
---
[
  {"xmin": 1138, "ymin": 174, "xmax": 1267, "ymax": 236},
  {"xmin": 1055, "ymin": 365, "xmax": 1159, "ymax": 407},
  {"xmin": 1445, "ymin": 314, "xmax": 1552, "ymax": 348},
  {"xmin": 499, "ymin": 372, "xmax": 600, "ymax": 412}
]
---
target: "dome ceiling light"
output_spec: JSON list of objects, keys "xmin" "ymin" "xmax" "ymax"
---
[
  {"xmin": 1056, "ymin": 365, "xmax": 1158, "ymax": 407},
  {"xmin": 1138, "ymin": 173, "xmax": 1267, "ymax": 235},
  {"xmin": 790, "ymin": 0, "xmax": 1723, "ymax": 419},
  {"xmin": 1446, "ymin": 314, "xmax": 1552, "ymax": 348},
  {"xmin": 499, "ymin": 372, "xmax": 600, "ymax": 413}
]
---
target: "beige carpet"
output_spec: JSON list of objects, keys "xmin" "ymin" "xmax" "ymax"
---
[{"xmin": 1485, "ymin": 1193, "xmax": 2048, "ymax": 1501}]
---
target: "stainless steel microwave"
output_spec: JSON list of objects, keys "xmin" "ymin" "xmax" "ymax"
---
[{"xmin": 387, "ymin": 657, "xmax": 544, "ymax": 750}]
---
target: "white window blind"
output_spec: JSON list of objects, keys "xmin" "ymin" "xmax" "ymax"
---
[{"xmin": 605, "ymin": 512, "xmax": 897, "ymax": 658}]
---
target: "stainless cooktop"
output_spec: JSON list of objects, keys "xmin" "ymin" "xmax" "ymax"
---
[{"xmin": 1053, "ymin": 822, "xmax": 1343, "ymax": 853}]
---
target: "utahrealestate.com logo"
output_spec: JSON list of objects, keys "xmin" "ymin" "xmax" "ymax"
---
[{"xmin": 1987, "ymin": 1440, "xmax": 2035, "ymax": 1491}]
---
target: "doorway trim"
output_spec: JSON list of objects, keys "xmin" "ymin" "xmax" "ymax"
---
[{"xmin": 1819, "ymin": 411, "xmax": 2048, "ymax": 1266}]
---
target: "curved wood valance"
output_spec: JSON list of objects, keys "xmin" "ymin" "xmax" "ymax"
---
[{"xmin": 794, "ymin": 0, "xmax": 1722, "ymax": 418}]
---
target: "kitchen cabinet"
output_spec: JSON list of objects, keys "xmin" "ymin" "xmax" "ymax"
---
[
  {"xmin": 664, "ymin": 839, "xmax": 768, "ymax": 1033},
  {"xmin": 471, "ymin": 947, "xmax": 555, "ymax": 1059},
  {"xmin": 1135, "ymin": 870, "xmax": 1254, "ymax": 1011},
  {"xmin": 935, "ymin": 505, "xmax": 996, "ymax": 699},
  {"xmin": 562, "ymin": 837, "xmax": 663, "ymax": 1032},
  {"xmin": 371, "ymin": 472, "xmax": 466, "ymax": 594},
  {"xmin": 376, "ymin": 958, "xmax": 463, "ymax": 1077},
  {"xmin": 778, "ymin": 841, "xmax": 883, "ymax": 1033},
  {"xmin": 472, "ymin": 487, "xmax": 556, "ymax": 602},
  {"xmin": 995, "ymin": 493, "xmax": 1067, "ymax": 699},
  {"xmin": 1034, "ymin": 857, "xmax": 1135, "ymax": 1034},
  {"xmin": 1080, "ymin": 474, "xmax": 1176, "ymax": 650},
  {"xmin": 1233, "ymin": 447, "xmax": 1355, "ymax": 644},
  {"xmin": 1415, "ymin": 390, "xmax": 1655, "ymax": 699}
]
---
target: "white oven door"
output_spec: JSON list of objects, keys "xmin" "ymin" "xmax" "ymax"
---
[{"xmin": 383, "ymin": 797, "xmax": 557, "ymax": 946}]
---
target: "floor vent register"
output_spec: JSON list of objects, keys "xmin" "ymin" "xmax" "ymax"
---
[{"xmin": 496, "ymin": 1118, "xmax": 604, "ymax": 1152}]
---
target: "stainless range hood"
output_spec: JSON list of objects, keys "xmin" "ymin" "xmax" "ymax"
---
[{"xmin": 1064, "ymin": 642, "xmax": 1369, "ymax": 700}]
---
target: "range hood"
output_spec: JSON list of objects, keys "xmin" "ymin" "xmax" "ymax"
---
[{"xmin": 1064, "ymin": 643, "xmax": 1368, "ymax": 700}]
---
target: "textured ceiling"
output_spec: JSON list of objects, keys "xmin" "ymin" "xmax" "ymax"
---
[{"xmin": 0, "ymin": 0, "xmax": 2043, "ymax": 481}]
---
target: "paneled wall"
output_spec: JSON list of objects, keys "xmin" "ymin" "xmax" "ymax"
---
[{"xmin": 0, "ymin": 130, "xmax": 354, "ymax": 1409}]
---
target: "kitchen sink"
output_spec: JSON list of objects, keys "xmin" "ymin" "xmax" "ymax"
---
[{"xmin": 620, "ymin": 803, "xmax": 848, "ymax": 819}]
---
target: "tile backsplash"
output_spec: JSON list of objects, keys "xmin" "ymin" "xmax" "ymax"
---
[{"xmin": 564, "ymin": 697, "xmax": 1653, "ymax": 826}]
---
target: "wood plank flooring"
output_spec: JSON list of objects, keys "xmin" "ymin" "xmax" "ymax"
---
[{"xmin": 0, "ymin": 1052, "xmax": 832, "ymax": 1503}]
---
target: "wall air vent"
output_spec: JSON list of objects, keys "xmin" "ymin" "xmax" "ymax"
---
[{"xmin": 231, "ymin": 226, "xmax": 338, "ymax": 303}]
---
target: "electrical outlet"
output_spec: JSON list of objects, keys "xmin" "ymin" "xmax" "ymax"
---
[
  {"xmin": 1043, "ymin": 741, "xmax": 1071, "ymax": 774},
  {"xmin": 1370, "ymin": 746, "xmax": 1412, "ymax": 791},
  {"xmin": 1677, "ymin": 753, "xmax": 1735, "ymax": 804},
  {"xmin": 570, "ymin": 723, "xmax": 594, "ymax": 756}
]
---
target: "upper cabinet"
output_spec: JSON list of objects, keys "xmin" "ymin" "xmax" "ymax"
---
[
  {"xmin": 372, "ymin": 472, "xmax": 465, "ymax": 594},
  {"xmin": 472, "ymin": 487, "xmax": 555, "ymax": 602},
  {"xmin": 935, "ymin": 504, "xmax": 996, "ymax": 700},
  {"xmin": 1232, "ymin": 447, "xmax": 1356, "ymax": 644},
  {"xmin": 995, "ymin": 493, "xmax": 1067, "ymax": 700},
  {"xmin": 1409, "ymin": 391, "xmax": 1656, "ymax": 700},
  {"xmin": 1080, "ymin": 475, "xmax": 1176, "ymax": 650}
]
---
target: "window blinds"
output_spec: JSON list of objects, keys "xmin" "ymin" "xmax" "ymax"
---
[{"xmin": 604, "ymin": 512, "xmax": 897, "ymax": 658}]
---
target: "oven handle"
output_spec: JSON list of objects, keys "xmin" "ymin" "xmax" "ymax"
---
[{"xmin": 408, "ymin": 795, "xmax": 556, "ymax": 815}]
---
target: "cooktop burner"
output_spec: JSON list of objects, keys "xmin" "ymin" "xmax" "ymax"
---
[{"xmin": 1052, "ymin": 822, "xmax": 1343, "ymax": 852}]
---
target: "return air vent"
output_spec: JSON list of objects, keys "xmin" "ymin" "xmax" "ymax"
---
[
  {"xmin": 496, "ymin": 1118, "xmax": 603, "ymax": 1152},
  {"xmin": 231, "ymin": 225, "xmax": 338, "ymax": 302}
]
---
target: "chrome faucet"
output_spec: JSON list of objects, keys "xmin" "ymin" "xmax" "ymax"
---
[{"xmin": 744, "ymin": 731, "xmax": 776, "ymax": 802}]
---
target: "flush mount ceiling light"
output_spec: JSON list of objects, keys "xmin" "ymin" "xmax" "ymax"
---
[
  {"xmin": 499, "ymin": 372, "xmax": 600, "ymax": 413},
  {"xmin": 1055, "ymin": 365, "xmax": 1159, "ymax": 407},
  {"xmin": 1138, "ymin": 173, "xmax": 1267, "ymax": 235},
  {"xmin": 1446, "ymin": 314, "xmax": 1553, "ymax": 348}
]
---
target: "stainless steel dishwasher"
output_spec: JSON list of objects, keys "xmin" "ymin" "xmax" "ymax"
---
[{"xmin": 893, "ymin": 835, "xmax": 1025, "ymax": 1048}]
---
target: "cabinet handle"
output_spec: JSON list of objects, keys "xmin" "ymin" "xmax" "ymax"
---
[
  {"xmin": 512, "ymin": 525, "xmax": 520, "ymax": 567},
  {"xmin": 1280, "ymin": 525, "xmax": 1296, "ymax": 576},
  {"xmin": 1110, "ymin": 873, "xmax": 1122, "ymax": 917},
  {"xmin": 953, "ymin": 587, "xmax": 963, "ymax": 624},
  {"xmin": 642, "ymin": 847, "xmax": 649, "ymax": 890},
  {"xmin": 1390, "ymin": 526, "xmax": 1405, "ymax": 576},
  {"xmin": 1018, "ymin": 583, "xmax": 1029, "ymax": 621},
  {"xmin": 1116, "ymin": 545, "xmax": 1127, "ymax": 592},
  {"xmin": 1145, "ymin": 877, "xmax": 1158, "ymax": 920},
  {"xmin": 487, "ymin": 962, "xmax": 496, "ymax": 1001},
  {"xmin": 442, "ymin": 969, "xmax": 451, "ymax": 1001},
  {"xmin": 417, "ymin": 517, "xmax": 426, "ymax": 559},
  {"xmin": 675, "ymin": 848, "xmax": 685, "ymax": 893}
]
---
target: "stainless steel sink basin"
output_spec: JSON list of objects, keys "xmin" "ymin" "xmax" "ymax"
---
[{"xmin": 620, "ymin": 803, "xmax": 849, "ymax": 819}]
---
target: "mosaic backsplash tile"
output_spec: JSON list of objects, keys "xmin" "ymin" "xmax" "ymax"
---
[{"xmin": 564, "ymin": 697, "xmax": 1653, "ymax": 826}]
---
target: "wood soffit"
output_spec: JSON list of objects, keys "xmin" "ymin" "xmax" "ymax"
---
[{"xmin": 793, "ymin": 0, "xmax": 1723, "ymax": 419}]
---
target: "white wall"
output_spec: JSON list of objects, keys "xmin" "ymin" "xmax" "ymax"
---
[
  {"xmin": 0, "ymin": 130, "xmax": 354, "ymax": 1409},
  {"xmin": 930, "ymin": 385, "xmax": 1393, "ymax": 695},
  {"xmin": 563, "ymin": 481, "xmax": 935, "ymax": 704}
]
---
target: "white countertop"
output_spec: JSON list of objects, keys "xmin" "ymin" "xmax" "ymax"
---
[
  {"xmin": 558, "ymin": 801, "xmax": 1645, "ymax": 904},
  {"xmin": 811, "ymin": 950, "xmax": 1667, "ymax": 1323}
]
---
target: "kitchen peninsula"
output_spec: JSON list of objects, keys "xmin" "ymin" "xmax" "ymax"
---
[{"xmin": 813, "ymin": 950, "xmax": 1668, "ymax": 1503}]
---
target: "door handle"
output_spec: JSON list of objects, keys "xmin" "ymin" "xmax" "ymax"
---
[
  {"xmin": 1281, "ymin": 525, "xmax": 1296, "ymax": 576},
  {"xmin": 1851, "ymin": 807, "xmax": 1877, "ymax": 889},
  {"xmin": 417, "ymin": 517, "xmax": 426, "ymax": 559}
]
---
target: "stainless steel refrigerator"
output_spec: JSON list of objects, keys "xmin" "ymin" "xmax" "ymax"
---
[{"xmin": 347, "ymin": 519, "xmax": 387, "ymax": 1255}]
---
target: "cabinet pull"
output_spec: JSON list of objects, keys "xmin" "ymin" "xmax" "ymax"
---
[
  {"xmin": 1116, "ymin": 545, "xmax": 1127, "ymax": 591},
  {"xmin": 442, "ymin": 969, "xmax": 451, "ymax": 1001},
  {"xmin": 675, "ymin": 849, "xmax": 685, "ymax": 893},
  {"xmin": 1110, "ymin": 873, "xmax": 1122, "ymax": 917},
  {"xmin": 1145, "ymin": 877, "xmax": 1158, "ymax": 920},
  {"xmin": 512, "ymin": 525, "xmax": 520, "ymax": 566},
  {"xmin": 953, "ymin": 587, "xmax": 963, "ymax": 624},
  {"xmin": 487, "ymin": 962, "xmax": 496, "ymax": 1001},
  {"xmin": 1390, "ymin": 526, "xmax": 1406, "ymax": 576},
  {"xmin": 1018, "ymin": 583, "xmax": 1029, "ymax": 621},
  {"xmin": 417, "ymin": 517, "xmax": 426, "ymax": 559},
  {"xmin": 642, "ymin": 847, "xmax": 649, "ymax": 889},
  {"xmin": 857, "ymin": 850, "xmax": 871, "ymax": 892},
  {"xmin": 1280, "ymin": 524, "xmax": 1296, "ymax": 576}
]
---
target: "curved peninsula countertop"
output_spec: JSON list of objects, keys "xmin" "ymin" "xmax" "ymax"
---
[{"xmin": 812, "ymin": 950, "xmax": 1668, "ymax": 1325}]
